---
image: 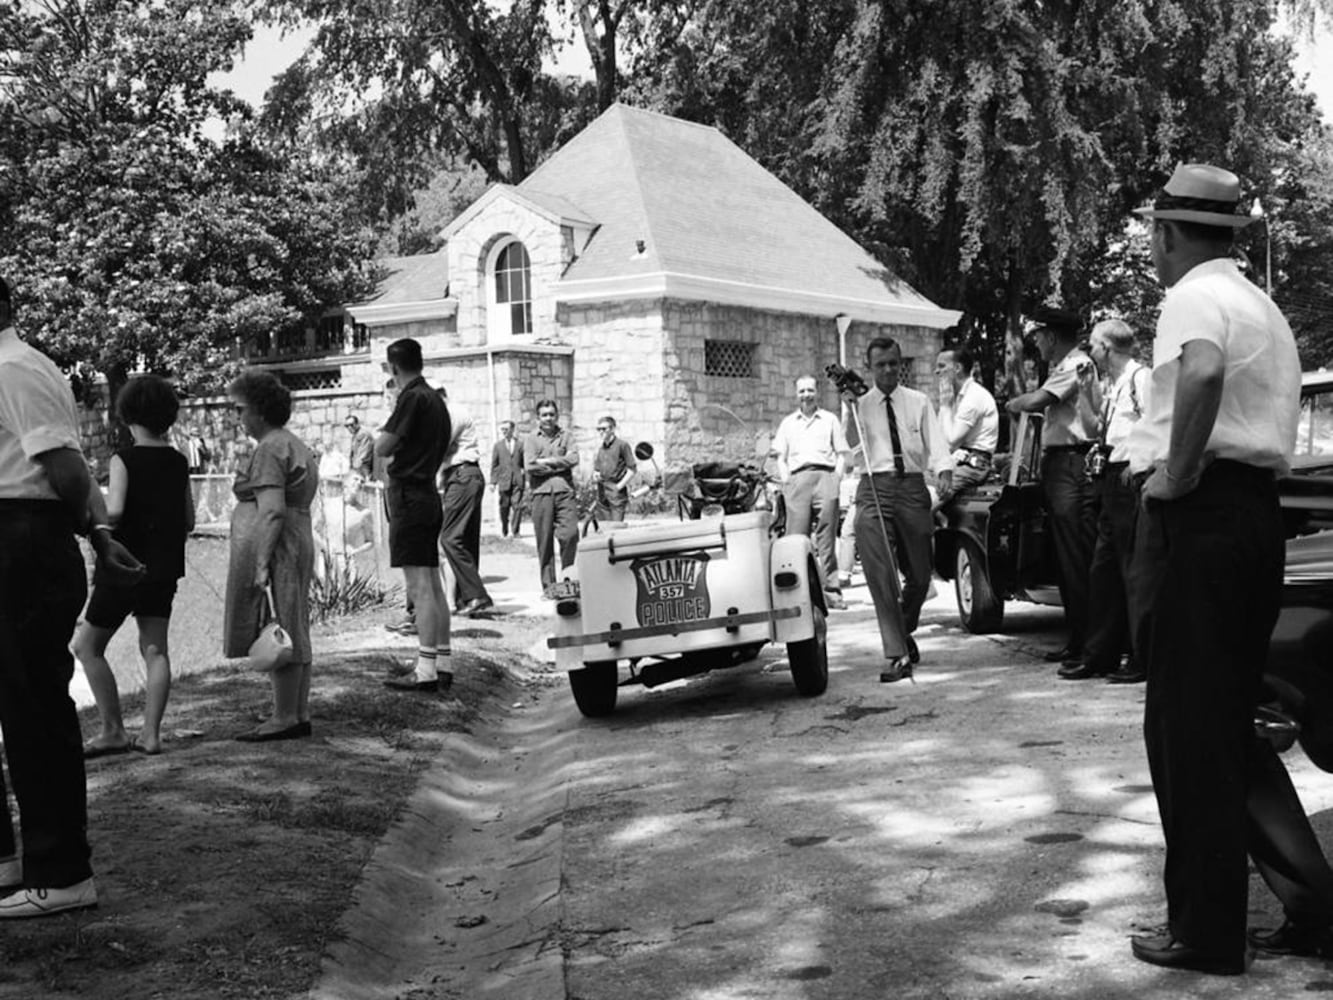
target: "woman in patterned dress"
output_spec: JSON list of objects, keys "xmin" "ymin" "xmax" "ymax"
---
[{"xmin": 223, "ymin": 371, "xmax": 318, "ymax": 741}]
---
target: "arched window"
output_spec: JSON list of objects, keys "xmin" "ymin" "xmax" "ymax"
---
[{"xmin": 490, "ymin": 239, "xmax": 533, "ymax": 338}]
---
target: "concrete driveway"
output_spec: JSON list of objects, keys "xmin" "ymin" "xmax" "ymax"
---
[{"xmin": 316, "ymin": 576, "xmax": 1333, "ymax": 1000}]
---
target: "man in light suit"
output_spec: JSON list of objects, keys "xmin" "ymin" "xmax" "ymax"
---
[{"xmin": 489, "ymin": 419, "xmax": 525, "ymax": 537}]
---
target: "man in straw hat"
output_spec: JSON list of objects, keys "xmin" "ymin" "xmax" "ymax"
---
[{"xmin": 1124, "ymin": 163, "xmax": 1312, "ymax": 974}]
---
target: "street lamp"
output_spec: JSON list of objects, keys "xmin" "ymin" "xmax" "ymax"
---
[{"xmin": 1250, "ymin": 198, "xmax": 1272, "ymax": 296}]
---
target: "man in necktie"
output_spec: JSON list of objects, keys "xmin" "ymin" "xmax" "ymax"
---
[{"xmin": 842, "ymin": 337, "xmax": 953, "ymax": 682}]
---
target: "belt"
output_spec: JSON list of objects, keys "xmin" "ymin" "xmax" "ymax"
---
[
  {"xmin": 446, "ymin": 461, "xmax": 480, "ymax": 470},
  {"xmin": 964, "ymin": 448, "xmax": 992, "ymax": 459},
  {"xmin": 1045, "ymin": 443, "xmax": 1093, "ymax": 453},
  {"xmin": 790, "ymin": 464, "xmax": 835, "ymax": 475},
  {"xmin": 0, "ymin": 497, "xmax": 64, "ymax": 509}
]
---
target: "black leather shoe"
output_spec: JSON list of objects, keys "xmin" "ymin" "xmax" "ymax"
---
[
  {"xmin": 1058, "ymin": 660, "xmax": 1111, "ymax": 680},
  {"xmin": 1130, "ymin": 934, "xmax": 1244, "ymax": 975},
  {"xmin": 1045, "ymin": 644, "xmax": 1081, "ymax": 663},
  {"xmin": 1107, "ymin": 665, "xmax": 1147, "ymax": 684},
  {"xmin": 383, "ymin": 676, "xmax": 442, "ymax": 694},
  {"xmin": 1248, "ymin": 920, "xmax": 1333, "ymax": 957},
  {"xmin": 880, "ymin": 657, "xmax": 914, "ymax": 683},
  {"xmin": 460, "ymin": 598, "xmax": 495, "ymax": 617}
]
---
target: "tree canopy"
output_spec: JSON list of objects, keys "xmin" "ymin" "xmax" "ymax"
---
[{"xmin": 0, "ymin": 0, "xmax": 379, "ymax": 394}]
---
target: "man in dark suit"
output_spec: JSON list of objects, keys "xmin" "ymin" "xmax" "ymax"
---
[{"xmin": 489, "ymin": 419, "xmax": 525, "ymax": 537}]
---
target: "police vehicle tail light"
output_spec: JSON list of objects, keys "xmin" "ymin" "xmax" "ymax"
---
[
  {"xmin": 555, "ymin": 598, "xmax": 580, "ymax": 618},
  {"xmin": 774, "ymin": 570, "xmax": 799, "ymax": 589}
]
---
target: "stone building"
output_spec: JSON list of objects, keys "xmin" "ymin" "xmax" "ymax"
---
[{"xmin": 251, "ymin": 102, "xmax": 960, "ymax": 475}]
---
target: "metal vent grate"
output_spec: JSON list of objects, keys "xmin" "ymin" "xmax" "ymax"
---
[
  {"xmin": 704, "ymin": 340, "xmax": 756, "ymax": 379},
  {"xmin": 279, "ymin": 369, "xmax": 342, "ymax": 392}
]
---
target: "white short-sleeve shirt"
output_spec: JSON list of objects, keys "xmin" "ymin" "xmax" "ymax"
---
[
  {"xmin": 939, "ymin": 377, "xmax": 1000, "ymax": 454},
  {"xmin": 0, "ymin": 327, "xmax": 82, "ymax": 499},
  {"xmin": 1126, "ymin": 258, "xmax": 1300, "ymax": 474},
  {"xmin": 772, "ymin": 408, "xmax": 849, "ymax": 472}
]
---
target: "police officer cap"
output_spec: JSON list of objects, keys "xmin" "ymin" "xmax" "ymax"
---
[{"xmin": 1027, "ymin": 305, "xmax": 1082, "ymax": 337}]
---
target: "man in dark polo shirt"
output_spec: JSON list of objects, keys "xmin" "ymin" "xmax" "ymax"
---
[
  {"xmin": 591, "ymin": 414, "xmax": 636, "ymax": 523},
  {"xmin": 376, "ymin": 338, "xmax": 453, "ymax": 694},
  {"xmin": 0, "ymin": 276, "xmax": 143, "ymax": 917}
]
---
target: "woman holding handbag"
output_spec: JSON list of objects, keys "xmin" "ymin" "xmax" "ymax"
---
[{"xmin": 223, "ymin": 371, "xmax": 318, "ymax": 741}]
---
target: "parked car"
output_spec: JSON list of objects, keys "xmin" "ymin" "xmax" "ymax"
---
[
  {"xmin": 1267, "ymin": 370, "xmax": 1333, "ymax": 767},
  {"xmin": 934, "ymin": 370, "xmax": 1333, "ymax": 636},
  {"xmin": 932, "ymin": 411, "xmax": 1061, "ymax": 633}
]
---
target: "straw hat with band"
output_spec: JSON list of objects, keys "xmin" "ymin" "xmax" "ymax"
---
[{"xmin": 1134, "ymin": 163, "xmax": 1256, "ymax": 228}]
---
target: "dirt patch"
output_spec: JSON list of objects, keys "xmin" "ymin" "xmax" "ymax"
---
[{"xmin": 0, "ymin": 609, "xmax": 553, "ymax": 999}]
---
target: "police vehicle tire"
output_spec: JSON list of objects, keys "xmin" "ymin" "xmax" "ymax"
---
[
  {"xmin": 570, "ymin": 661, "xmax": 618, "ymax": 717},
  {"xmin": 955, "ymin": 538, "xmax": 1003, "ymax": 633},
  {"xmin": 788, "ymin": 604, "xmax": 829, "ymax": 697}
]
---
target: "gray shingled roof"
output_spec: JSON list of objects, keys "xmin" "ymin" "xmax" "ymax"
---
[
  {"xmin": 518, "ymin": 104, "xmax": 938, "ymax": 309},
  {"xmin": 356, "ymin": 253, "xmax": 450, "ymax": 307}
]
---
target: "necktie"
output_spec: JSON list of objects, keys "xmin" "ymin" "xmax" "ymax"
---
[{"xmin": 885, "ymin": 395, "xmax": 906, "ymax": 475}]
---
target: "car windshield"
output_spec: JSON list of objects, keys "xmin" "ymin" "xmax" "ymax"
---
[{"xmin": 1295, "ymin": 384, "xmax": 1333, "ymax": 465}]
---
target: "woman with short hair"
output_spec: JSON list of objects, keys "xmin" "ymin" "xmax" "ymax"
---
[{"xmin": 223, "ymin": 371, "xmax": 318, "ymax": 741}]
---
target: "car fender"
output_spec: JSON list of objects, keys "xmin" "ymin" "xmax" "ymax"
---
[
  {"xmin": 771, "ymin": 532, "xmax": 820, "ymax": 643},
  {"xmin": 550, "ymin": 600, "xmax": 586, "ymax": 672},
  {"xmin": 933, "ymin": 525, "xmax": 987, "ymax": 581}
]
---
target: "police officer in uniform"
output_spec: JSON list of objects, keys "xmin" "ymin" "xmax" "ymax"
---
[{"xmin": 1005, "ymin": 306, "xmax": 1101, "ymax": 666}]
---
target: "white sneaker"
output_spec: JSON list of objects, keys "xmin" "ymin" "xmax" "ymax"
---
[{"xmin": 0, "ymin": 878, "xmax": 97, "ymax": 918}]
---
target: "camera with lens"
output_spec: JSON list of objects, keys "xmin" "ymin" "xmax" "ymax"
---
[{"xmin": 825, "ymin": 363, "xmax": 869, "ymax": 398}]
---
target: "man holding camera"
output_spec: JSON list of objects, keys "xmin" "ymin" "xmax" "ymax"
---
[
  {"xmin": 1005, "ymin": 306, "xmax": 1101, "ymax": 667},
  {"xmin": 1060, "ymin": 319, "xmax": 1150, "ymax": 682},
  {"xmin": 840, "ymin": 338, "xmax": 952, "ymax": 681}
]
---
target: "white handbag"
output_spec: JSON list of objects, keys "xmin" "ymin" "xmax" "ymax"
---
[{"xmin": 248, "ymin": 585, "xmax": 293, "ymax": 672}]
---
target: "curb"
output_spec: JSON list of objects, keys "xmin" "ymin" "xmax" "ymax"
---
[{"xmin": 311, "ymin": 670, "xmax": 575, "ymax": 1000}]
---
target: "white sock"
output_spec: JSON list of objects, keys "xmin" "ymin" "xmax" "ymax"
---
[{"xmin": 413, "ymin": 648, "xmax": 438, "ymax": 683}]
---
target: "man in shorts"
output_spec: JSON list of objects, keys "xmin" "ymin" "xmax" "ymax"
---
[{"xmin": 376, "ymin": 338, "xmax": 453, "ymax": 693}]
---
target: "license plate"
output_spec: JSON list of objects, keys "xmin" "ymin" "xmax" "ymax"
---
[{"xmin": 631, "ymin": 553, "xmax": 712, "ymax": 627}]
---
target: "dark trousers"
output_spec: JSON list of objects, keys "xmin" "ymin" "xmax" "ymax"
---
[
  {"xmin": 1131, "ymin": 461, "xmax": 1285, "ymax": 959},
  {"xmin": 0, "ymin": 503, "xmax": 93, "ymax": 887},
  {"xmin": 1040, "ymin": 448, "xmax": 1098, "ymax": 651},
  {"xmin": 531, "ymin": 491, "xmax": 579, "ymax": 589},
  {"xmin": 1083, "ymin": 463, "xmax": 1141, "ymax": 672},
  {"xmin": 855, "ymin": 473, "xmax": 932, "ymax": 657},
  {"xmin": 1249, "ymin": 736, "xmax": 1333, "ymax": 927},
  {"xmin": 497, "ymin": 485, "xmax": 523, "ymax": 537},
  {"xmin": 440, "ymin": 463, "xmax": 490, "ymax": 605},
  {"xmin": 593, "ymin": 484, "xmax": 628, "ymax": 523},
  {"xmin": 783, "ymin": 468, "xmax": 840, "ymax": 592}
]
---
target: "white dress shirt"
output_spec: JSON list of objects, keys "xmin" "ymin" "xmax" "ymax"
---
[
  {"xmin": 853, "ymin": 384, "xmax": 953, "ymax": 475},
  {"xmin": 1126, "ymin": 258, "xmax": 1300, "ymax": 474},
  {"xmin": 1103, "ymin": 360, "xmax": 1150, "ymax": 463},
  {"xmin": 0, "ymin": 326, "xmax": 82, "ymax": 499}
]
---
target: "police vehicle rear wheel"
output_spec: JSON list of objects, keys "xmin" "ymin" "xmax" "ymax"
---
[
  {"xmin": 788, "ymin": 605, "xmax": 829, "ymax": 696},
  {"xmin": 570, "ymin": 661, "xmax": 618, "ymax": 717}
]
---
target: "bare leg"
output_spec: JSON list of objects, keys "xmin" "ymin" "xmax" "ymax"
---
[
  {"xmin": 135, "ymin": 618, "xmax": 172, "ymax": 753},
  {"xmin": 72, "ymin": 622, "xmax": 128, "ymax": 750}
]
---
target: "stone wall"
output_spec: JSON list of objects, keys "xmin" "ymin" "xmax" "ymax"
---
[
  {"xmin": 657, "ymin": 301, "xmax": 945, "ymax": 467},
  {"xmin": 557, "ymin": 298, "xmax": 666, "ymax": 464},
  {"xmin": 446, "ymin": 198, "xmax": 563, "ymax": 345}
]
